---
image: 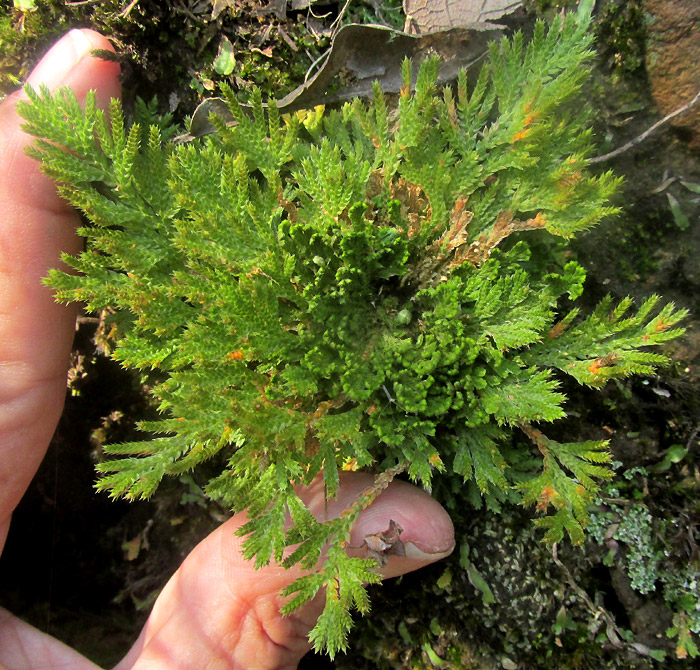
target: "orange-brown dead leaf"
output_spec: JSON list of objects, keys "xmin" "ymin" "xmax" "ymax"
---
[
  {"xmin": 512, "ymin": 128, "xmax": 532, "ymax": 142},
  {"xmin": 588, "ymin": 353, "xmax": 619, "ymax": 375},
  {"xmin": 537, "ymin": 485, "xmax": 559, "ymax": 511}
]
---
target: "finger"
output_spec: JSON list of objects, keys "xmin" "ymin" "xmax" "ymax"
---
[
  {"xmin": 0, "ymin": 30, "xmax": 121, "ymax": 551},
  {"xmin": 0, "ymin": 607, "xmax": 100, "ymax": 670},
  {"xmin": 116, "ymin": 473, "xmax": 454, "ymax": 670}
]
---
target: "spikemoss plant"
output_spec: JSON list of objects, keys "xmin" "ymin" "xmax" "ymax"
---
[{"xmin": 18, "ymin": 9, "xmax": 686, "ymax": 656}]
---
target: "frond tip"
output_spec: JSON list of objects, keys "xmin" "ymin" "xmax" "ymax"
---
[{"xmin": 518, "ymin": 424, "xmax": 614, "ymax": 545}]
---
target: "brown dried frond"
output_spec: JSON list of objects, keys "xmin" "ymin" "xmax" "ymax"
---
[
  {"xmin": 366, "ymin": 169, "xmax": 384, "ymax": 199},
  {"xmin": 278, "ymin": 189, "xmax": 298, "ymax": 222},
  {"xmin": 389, "ymin": 176, "xmax": 429, "ymax": 219},
  {"xmin": 455, "ymin": 210, "xmax": 546, "ymax": 266},
  {"xmin": 587, "ymin": 352, "xmax": 619, "ymax": 375}
]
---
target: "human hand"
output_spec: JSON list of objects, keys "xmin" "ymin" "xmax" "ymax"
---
[{"xmin": 0, "ymin": 31, "xmax": 454, "ymax": 669}]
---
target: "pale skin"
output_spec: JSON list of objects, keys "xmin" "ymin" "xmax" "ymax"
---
[{"xmin": 0, "ymin": 30, "xmax": 455, "ymax": 669}]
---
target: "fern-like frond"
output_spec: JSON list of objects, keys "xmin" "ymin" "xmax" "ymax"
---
[{"xmin": 19, "ymin": 6, "xmax": 685, "ymax": 656}]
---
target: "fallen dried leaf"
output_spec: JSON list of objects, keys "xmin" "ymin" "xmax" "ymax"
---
[
  {"xmin": 404, "ymin": 0, "xmax": 523, "ymax": 35},
  {"xmin": 362, "ymin": 519, "xmax": 406, "ymax": 566}
]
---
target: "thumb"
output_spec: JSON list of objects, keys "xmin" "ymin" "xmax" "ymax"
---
[
  {"xmin": 0, "ymin": 29, "xmax": 120, "ymax": 553},
  {"xmin": 116, "ymin": 473, "xmax": 454, "ymax": 669}
]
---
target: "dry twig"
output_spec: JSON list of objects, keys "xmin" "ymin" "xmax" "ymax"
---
[{"xmin": 590, "ymin": 89, "xmax": 700, "ymax": 164}]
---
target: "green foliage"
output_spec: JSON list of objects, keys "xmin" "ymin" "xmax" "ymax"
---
[{"xmin": 18, "ymin": 10, "xmax": 687, "ymax": 656}]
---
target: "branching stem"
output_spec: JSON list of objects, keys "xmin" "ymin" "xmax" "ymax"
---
[
  {"xmin": 520, "ymin": 423, "xmax": 549, "ymax": 456},
  {"xmin": 340, "ymin": 461, "xmax": 409, "ymax": 522}
]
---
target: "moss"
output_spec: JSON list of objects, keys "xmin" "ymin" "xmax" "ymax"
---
[
  {"xmin": 524, "ymin": 0, "xmax": 579, "ymax": 18},
  {"xmin": 595, "ymin": 0, "xmax": 647, "ymax": 75},
  {"xmin": 345, "ymin": 0, "xmax": 404, "ymax": 29}
]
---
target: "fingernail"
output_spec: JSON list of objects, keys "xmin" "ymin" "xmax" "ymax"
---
[
  {"xmin": 26, "ymin": 29, "xmax": 96, "ymax": 89},
  {"xmin": 403, "ymin": 540, "xmax": 455, "ymax": 562}
]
